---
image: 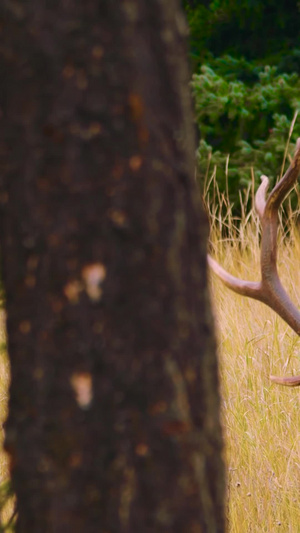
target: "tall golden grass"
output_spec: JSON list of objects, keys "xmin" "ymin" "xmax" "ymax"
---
[
  {"xmin": 0, "ymin": 312, "xmax": 14, "ymax": 530},
  {"xmin": 206, "ymin": 160, "xmax": 300, "ymax": 531}
]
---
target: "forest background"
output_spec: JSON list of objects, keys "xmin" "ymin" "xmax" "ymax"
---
[{"xmin": 183, "ymin": 0, "xmax": 300, "ymax": 214}]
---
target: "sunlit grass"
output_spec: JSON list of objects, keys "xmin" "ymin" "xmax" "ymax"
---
[
  {"xmin": 206, "ymin": 169, "xmax": 300, "ymax": 531},
  {"xmin": 0, "ymin": 312, "xmax": 9, "ymax": 479},
  {"xmin": 0, "ymin": 311, "xmax": 14, "ymax": 531}
]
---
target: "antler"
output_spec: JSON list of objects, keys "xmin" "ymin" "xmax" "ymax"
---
[{"xmin": 208, "ymin": 139, "xmax": 300, "ymax": 386}]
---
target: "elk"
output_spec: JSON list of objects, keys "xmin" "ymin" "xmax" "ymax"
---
[{"xmin": 208, "ymin": 138, "xmax": 300, "ymax": 386}]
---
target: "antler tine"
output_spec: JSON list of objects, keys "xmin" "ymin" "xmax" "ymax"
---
[
  {"xmin": 270, "ymin": 375, "xmax": 300, "ymax": 387},
  {"xmin": 207, "ymin": 173, "xmax": 271, "ymax": 300},
  {"xmin": 207, "ymin": 255, "xmax": 261, "ymax": 299},
  {"xmin": 208, "ymin": 138, "xmax": 300, "ymax": 386},
  {"xmin": 267, "ymin": 137, "xmax": 300, "ymax": 211},
  {"xmin": 258, "ymin": 139, "xmax": 300, "ymax": 335},
  {"xmin": 255, "ymin": 175, "xmax": 269, "ymax": 221}
]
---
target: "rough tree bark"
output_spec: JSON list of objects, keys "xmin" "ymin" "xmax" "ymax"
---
[{"xmin": 0, "ymin": 1, "xmax": 224, "ymax": 531}]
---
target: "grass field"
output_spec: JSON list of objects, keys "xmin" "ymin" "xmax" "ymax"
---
[
  {"xmin": 0, "ymin": 312, "xmax": 13, "ymax": 530},
  {"xmin": 207, "ymin": 172, "xmax": 300, "ymax": 531}
]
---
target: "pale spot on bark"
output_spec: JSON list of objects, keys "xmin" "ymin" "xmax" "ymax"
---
[
  {"xmin": 92, "ymin": 46, "xmax": 104, "ymax": 59},
  {"xmin": 108, "ymin": 209, "xmax": 127, "ymax": 227},
  {"xmin": 81, "ymin": 263, "xmax": 106, "ymax": 301},
  {"xmin": 70, "ymin": 121, "xmax": 102, "ymax": 140},
  {"xmin": 135, "ymin": 443, "xmax": 149, "ymax": 456},
  {"xmin": 70, "ymin": 372, "xmax": 93, "ymax": 409},
  {"xmin": 62, "ymin": 64, "xmax": 75, "ymax": 78},
  {"xmin": 64, "ymin": 280, "xmax": 83, "ymax": 304},
  {"xmin": 129, "ymin": 155, "xmax": 142, "ymax": 171},
  {"xmin": 69, "ymin": 452, "xmax": 83, "ymax": 468},
  {"xmin": 19, "ymin": 320, "xmax": 31, "ymax": 334},
  {"xmin": 25, "ymin": 275, "xmax": 36, "ymax": 288}
]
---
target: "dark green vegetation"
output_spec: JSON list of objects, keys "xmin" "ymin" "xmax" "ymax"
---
[{"xmin": 183, "ymin": 1, "xmax": 300, "ymax": 212}]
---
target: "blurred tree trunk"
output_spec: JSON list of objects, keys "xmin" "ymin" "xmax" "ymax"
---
[{"xmin": 0, "ymin": 1, "xmax": 224, "ymax": 531}]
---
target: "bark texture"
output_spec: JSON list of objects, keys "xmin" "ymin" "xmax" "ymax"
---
[{"xmin": 0, "ymin": 1, "xmax": 225, "ymax": 531}]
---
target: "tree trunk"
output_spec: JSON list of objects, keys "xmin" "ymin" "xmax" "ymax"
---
[{"xmin": 0, "ymin": 1, "xmax": 225, "ymax": 531}]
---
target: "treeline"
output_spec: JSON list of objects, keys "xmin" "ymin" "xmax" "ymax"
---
[{"xmin": 183, "ymin": 0, "xmax": 300, "ymax": 212}]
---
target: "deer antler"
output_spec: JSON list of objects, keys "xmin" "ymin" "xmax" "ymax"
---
[{"xmin": 208, "ymin": 139, "xmax": 300, "ymax": 386}]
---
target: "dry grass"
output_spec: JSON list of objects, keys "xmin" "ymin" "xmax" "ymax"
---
[
  {"xmin": 0, "ymin": 312, "xmax": 10, "ymax": 477},
  {"xmin": 0, "ymin": 311, "xmax": 13, "ymax": 529},
  {"xmin": 206, "ymin": 171, "xmax": 300, "ymax": 531}
]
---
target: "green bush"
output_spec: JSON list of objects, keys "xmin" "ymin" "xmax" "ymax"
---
[{"xmin": 192, "ymin": 59, "xmax": 300, "ymax": 210}]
